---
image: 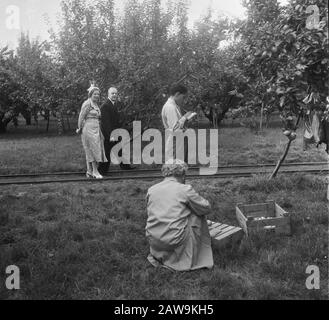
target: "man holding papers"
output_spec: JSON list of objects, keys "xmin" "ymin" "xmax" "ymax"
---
[{"xmin": 161, "ymin": 85, "xmax": 196, "ymax": 163}]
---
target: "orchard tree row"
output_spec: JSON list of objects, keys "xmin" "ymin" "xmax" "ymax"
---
[{"xmin": 0, "ymin": 0, "xmax": 328, "ymax": 134}]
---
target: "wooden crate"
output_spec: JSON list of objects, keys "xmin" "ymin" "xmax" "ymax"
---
[
  {"xmin": 207, "ymin": 220, "xmax": 244, "ymax": 248},
  {"xmin": 236, "ymin": 200, "xmax": 291, "ymax": 236}
]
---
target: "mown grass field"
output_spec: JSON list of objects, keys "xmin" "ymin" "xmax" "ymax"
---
[
  {"xmin": 0, "ymin": 117, "xmax": 328, "ymax": 300},
  {"xmin": 0, "ymin": 174, "xmax": 328, "ymax": 300},
  {"xmin": 0, "ymin": 117, "xmax": 327, "ymax": 174}
]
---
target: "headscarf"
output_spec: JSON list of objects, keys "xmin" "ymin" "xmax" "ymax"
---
[{"xmin": 162, "ymin": 159, "xmax": 188, "ymax": 178}]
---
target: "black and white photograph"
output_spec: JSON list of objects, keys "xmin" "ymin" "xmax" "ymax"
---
[{"xmin": 0, "ymin": 0, "xmax": 328, "ymax": 304}]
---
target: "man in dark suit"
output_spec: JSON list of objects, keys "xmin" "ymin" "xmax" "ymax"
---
[{"xmin": 98, "ymin": 87, "xmax": 135, "ymax": 175}]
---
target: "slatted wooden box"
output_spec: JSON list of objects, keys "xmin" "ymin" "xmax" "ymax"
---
[
  {"xmin": 207, "ymin": 220, "xmax": 244, "ymax": 248},
  {"xmin": 236, "ymin": 201, "xmax": 291, "ymax": 236}
]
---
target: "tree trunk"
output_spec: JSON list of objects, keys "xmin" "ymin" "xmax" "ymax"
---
[
  {"xmin": 21, "ymin": 109, "xmax": 31, "ymax": 125},
  {"xmin": 46, "ymin": 115, "xmax": 50, "ymax": 132},
  {"xmin": 201, "ymin": 93, "xmax": 242, "ymax": 129},
  {"xmin": 56, "ymin": 111, "xmax": 64, "ymax": 135},
  {"xmin": 44, "ymin": 110, "xmax": 50, "ymax": 132},
  {"xmin": 269, "ymin": 139, "xmax": 292, "ymax": 179},
  {"xmin": 213, "ymin": 111, "xmax": 218, "ymax": 129},
  {"xmin": 269, "ymin": 112, "xmax": 303, "ymax": 179},
  {"xmin": 33, "ymin": 112, "xmax": 38, "ymax": 126},
  {"xmin": 0, "ymin": 111, "xmax": 15, "ymax": 133},
  {"xmin": 265, "ymin": 113, "xmax": 271, "ymax": 128},
  {"xmin": 259, "ymin": 103, "xmax": 264, "ymax": 132},
  {"xmin": 66, "ymin": 114, "xmax": 71, "ymax": 131},
  {"xmin": 0, "ymin": 121, "xmax": 6, "ymax": 133}
]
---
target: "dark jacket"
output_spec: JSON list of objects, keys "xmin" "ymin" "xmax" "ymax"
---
[
  {"xmin": 100, "ymin": 99, "xmax": 126, "ymax": 140},
  {"xmin": 319, "ymin": 118, "xmax": 329, "ymax": 153}
]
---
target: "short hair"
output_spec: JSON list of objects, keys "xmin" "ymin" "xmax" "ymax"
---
[
  {"xmin": 162, "ymin": 159, "xmax": 188, "ymax": 178},
  {"xmin": 170, "ymin": 84, "xmax": 188, "ymax": 96},
  {"xmin": 108, "ymin": 87, "xmax": 118, "ymax": 94}
]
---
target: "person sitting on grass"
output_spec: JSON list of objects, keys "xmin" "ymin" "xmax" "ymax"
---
[{"xmin": 145, "ymin": 159, "xmax": 214, "ymax": 272}]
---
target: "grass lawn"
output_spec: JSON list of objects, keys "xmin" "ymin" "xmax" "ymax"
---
[
  {"xmin": 0, "ymin": 117, "xmax": 328, "ymax": 174},
  {"xmin": 0, "ymin": 174, "xmax": 328, "ymax": 300}
]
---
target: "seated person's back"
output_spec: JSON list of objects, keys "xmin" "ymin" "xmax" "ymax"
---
[{"xmin": 145, "ymin": 159, "xmax": 214, "ymax": 272}]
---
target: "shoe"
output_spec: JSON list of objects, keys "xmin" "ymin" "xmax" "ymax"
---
[
  {"xmin": 120, "ymin": 164, "xmax": 136, "ymax": 170},
  {"xmin": 93, "ymin": 173, "xmax": 103, "ymax": 179},
  {"xmin": 86, "ymin": 172, "xmax": 93, "ymax": 178},
  {"xmin": 147, "ymin": 254, "xmax": 161, "ymax": 268},
  {"xmin": 147, "ymin": 254, "xmax": 175, "ymax": 272}
]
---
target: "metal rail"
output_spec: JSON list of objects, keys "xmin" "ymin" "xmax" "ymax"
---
[
  {"xmin": 0, "ymin": 162, "xmax": 327, "ymax": 179},
  {"xmin": 0, "ymin": 162, "xmax": 327, "ymax": 186}
]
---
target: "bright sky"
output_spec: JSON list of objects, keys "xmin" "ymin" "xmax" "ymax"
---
[
  {"xmin": 0, "ymin": 0, "xmax": 249, "ymax": 48},
  {"xmin": 0, "ymin": 0, "xmax": 288, "ymax": 47},
  {"xmin": 0, "ymin": 0, "xmax": 293, "ymax": 49}
]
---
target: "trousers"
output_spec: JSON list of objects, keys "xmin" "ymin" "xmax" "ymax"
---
[{"xmin": 98, "ymin": 140, "xmax": 124, "ymax": 174}]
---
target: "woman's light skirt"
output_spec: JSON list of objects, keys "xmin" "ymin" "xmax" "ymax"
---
[{"xmin": 82, "ymin": 119, "xmax": 107, "ymax": 163}]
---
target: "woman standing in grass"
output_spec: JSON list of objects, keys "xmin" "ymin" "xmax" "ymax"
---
[{"xmin": 77, "ymin": 85, "xmax": 107, "ymax": 179}]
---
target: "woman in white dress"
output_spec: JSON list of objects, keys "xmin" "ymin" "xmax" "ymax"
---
[{"xmin": 77, "ymin": 86, "xmax": 107, "ymax": 179}]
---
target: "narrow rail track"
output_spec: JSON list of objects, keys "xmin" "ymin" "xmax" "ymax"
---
[
  {"xmin": 0, "ymin": 162, "xmax": 327, "ymax": 186},
  {"xmin": 0, "ymin": 161, "xmax": 327, "ymax": 179}
]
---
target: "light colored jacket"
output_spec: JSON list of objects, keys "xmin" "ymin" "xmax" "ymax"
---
[
  {"xmin": 161, "ymin": 97, "xmax": 186, "ymax": 131},
  {"xmin": 146, "ymin": 178, "xmax": 211, "ymax": 246},
  {"xmin": 78, "ymin": 99, "xmax": 101, "ymax": 130}
]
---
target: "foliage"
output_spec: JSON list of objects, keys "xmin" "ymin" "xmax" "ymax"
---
[
  {"xmin": 0, "ymin": 0, "xmax": 328, "ymax": 133},
  {"xmin": 0, "ymin": 46, "xmax": 29, "ymax": 132},
  {"xmin": 233, "ymin": 0, "xmax": 328, "ymax": 124}
]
